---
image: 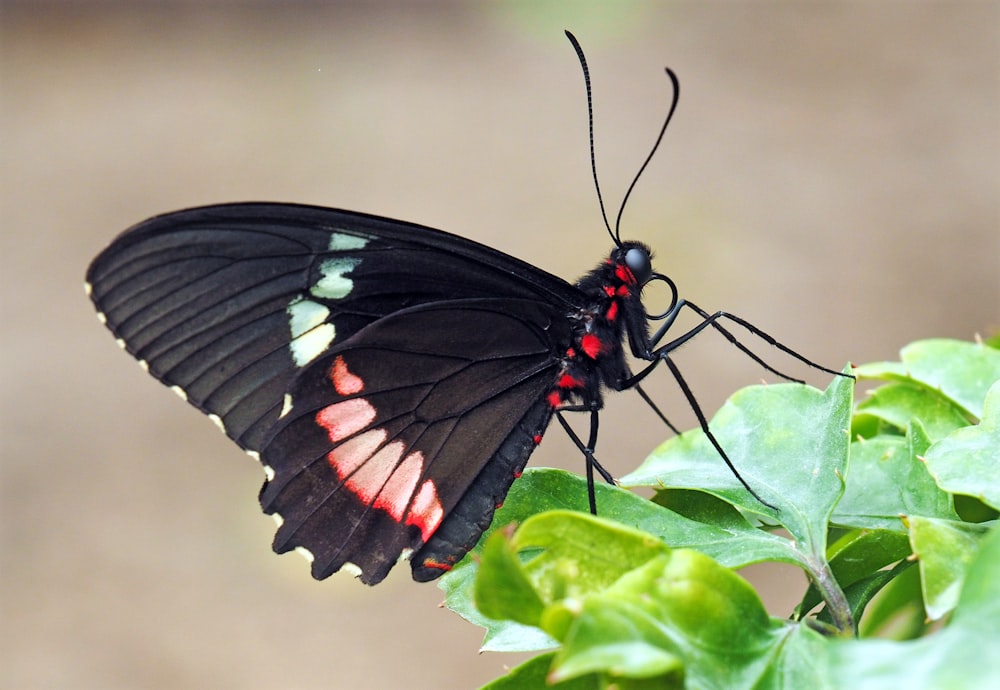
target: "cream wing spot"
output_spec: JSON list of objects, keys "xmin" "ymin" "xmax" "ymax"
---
[
  {"xmin": 279, "ymin": 393, "xmax": 293, "ymax": 419},
  {"xmin": 341, "ymin": 561, "xmax": 363, "ymax": 577},
  {"xmin": 295, "ymin": 546, "xmax": 315, "ymax": 563},
  {"xmin": 287, "ymin": 298, "xmax": 336, "ymax": 367},
  {"xmin": 208, "ymin": 414, "xmax": 226, "ymax": 433},
  {"xmin": 328, "ymin": 232, "xmax": 369, "ymax": 251},
  {"xmin": 137, "ymin": 359, "xmax": 149, "ymax": 372},
  {"xmin": 262, "ymin": 464, "xmax": 276, "ymax": 481},
  {"xmin": 96, "ymin": 311, "xmax": 107, "ymax": 325},
  {"xmin": 311, "ymin": 258, "xmax": 362, "ymax": 299},
  {"xmin": 84, "ymin": 282, "xmax": 93, "ymax": 297},
  {"xmin": 245, "ymin": 450, "xmax": 260, "ymax": 462},
  {"xmin": 170, "ymin": 385, "xmax": 188, "ymax": 401},
  {"xmin": 271, "ymin": 513, "xmax": 284, "ymax": 527}
]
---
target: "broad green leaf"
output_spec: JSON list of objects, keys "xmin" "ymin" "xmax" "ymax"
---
[
  {"xmin": 480, "ymin": 652, "xmax": 598, "ymax": 690},
  {"xmin": 908, "ymin": 515, "xmax": 991, "ymax": 620},
  {"xmin": 923, "ymin": 380, "xmax": 1000, "ymax": 510},
  {"xmin": 509, "ymin": 511, "xmax": 671, "ymax": 603},
  {"xmin": 854, "ymin": 381, "xmax": 972, "ymax": 440},
  {"xmin": 475, "ymin": 530, "xmax": 546, "ymax": 627},
  {"xmin": 834, "ymin": 421, "xmax": 957, "ymax": 531},
  {"xmin": 442, "ymin": 468, "xmax": 800, "ymax": 650},
  {"xmin": 853, "ymin": 338, "xmax": 1000, "ymax": 420},
  {"xmin": 623, "ymin": 374, "xmax": 853, "ymax": 569}
]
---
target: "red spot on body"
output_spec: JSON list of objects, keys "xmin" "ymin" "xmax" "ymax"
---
[
  {"xmin": 615, "ymin": 264, "xmax": 637, "ymax": 285},
  {"xmin": 581, "ymin": 333, "xmax": 602, "ymax": 359},
  {"xmin": 331, "ymin": 355, "xmax": 364, "ymax": 395},
  {"xmin": 532, "ymin": 435, "xmax": 543, "ymax": 446},
  {"xmin": 558, "ymin": 373, "xmax": 584, "ymax": 389},
  {"xmin": 547, "ymin": 390, "xmax": 562, "ymax": 408},
  {"xmin": 616, "ymin": 285, "xmax": 630, "ymax": 297},
  {"xmin": 603, "ymin": 285, "xmax": 616, "ymax": 297},
  {"xmin": 606, "ymin": 301, "xmax": 619, "ymax": 322},
  {"xmin": 514, "ymin": 469, "xmax": 524, "ymax": 478},
  {"xmin": 565, "ymin": 347, "xmax": 576, "ymax": 358},
  {"xmin": 406, "ymin": 480, "xmax": 444, "ymax": 542}
]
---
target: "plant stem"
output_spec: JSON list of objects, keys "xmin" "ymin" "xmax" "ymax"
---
[{"xmin": 810, "ymin": 557, "xmax": 856, "ymax": 635}]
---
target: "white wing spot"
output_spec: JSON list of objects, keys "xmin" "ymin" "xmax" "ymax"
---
[
  {"xmin": 115, "ymin": 338, "xmax": 126, "ymax": 350},
  {"xmin": 137, "ymin": 359, "xmax": 149, "ymax": 372},
  {"xmin": 84, "ymin": 282, "xmax": 93, "ymax": 297},
  {"xmin": 96, "ymin": 311, "xmax": 108, "ymax": 325},
  {"xmin": 271, "ymin": 513, "xmax": 284, "ymax": 527},
  {"xmin": 295, "ymin": 546, "xmax": 315, "ymax": 563},
  {"xmin": 328, "ymin": 232, "xmax": 369, "ymax": 251},
  {"xmin": 262, "ymin": 464, "xmax": 276, "ymax": 481},
  {"xmin": 170, "ymin": 385, "xmax": 188, "ymax": 401},
  {"xmin": 245, "ymin": 450, "xmax": 260, "ymax": 462},
  {"xmin": 311, "ymin": 258, "xmax": 362, "ymax": 300},
  {"xmin": 279, "ymin": 394, "xmax": 293, "ymax": 419},
  {"xmin": 287, "ymin": 298, "xmax": 336, "ymax": 366},
  {"xmin": 208, "ymin": 414, "xmax": 226, "ymax": 433},
  {"xmin": 341, "ymin": 561, "xmax": 363, "ymax": 577},
  {"xmin": 399, "ymin": 548, "xmax": 414, "ymax": 563}
]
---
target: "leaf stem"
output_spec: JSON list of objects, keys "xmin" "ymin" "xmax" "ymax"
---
[{"xmin": 810, "ymin": 557, "xmax": 856, "ymax": 635}]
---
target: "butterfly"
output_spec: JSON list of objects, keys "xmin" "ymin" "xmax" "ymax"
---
[{"xmin": 85, "ymin": 32, "xmax": 845, "ymax": 585}]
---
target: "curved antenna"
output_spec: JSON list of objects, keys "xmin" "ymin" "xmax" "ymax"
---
[
  {"xmin": 565, "ymin": 30, "xmax": 617, "ymax": 247},
  {"xmin": 614, "ymin": 67, "xmax": 680, "ymax": 241}
]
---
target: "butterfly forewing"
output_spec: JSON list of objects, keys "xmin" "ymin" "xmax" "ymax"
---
[{"xmin": 87, "ymin": 203, "xmax": 585, "ymax": 582}]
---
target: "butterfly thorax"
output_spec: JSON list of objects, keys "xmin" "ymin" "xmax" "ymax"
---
[{"xmin": 548, "ymin": 242, "xmax": 652, "ymax": 411}]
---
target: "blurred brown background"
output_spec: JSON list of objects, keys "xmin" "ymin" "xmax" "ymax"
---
[{"xmin": 2, "ymin": 2, "xmax": 997, "ymax": 688}]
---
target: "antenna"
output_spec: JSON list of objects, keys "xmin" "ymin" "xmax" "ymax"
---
[{"xmin": 564, "ymin": 31, "xmax": 682, "ymax": 244}]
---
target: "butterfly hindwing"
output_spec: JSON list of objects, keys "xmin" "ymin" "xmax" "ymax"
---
[{"xmin": 259, "ymin": 298, "xmax": 570, "ymax": 584}]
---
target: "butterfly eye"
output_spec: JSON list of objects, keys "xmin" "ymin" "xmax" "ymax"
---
[{"xmin": 624, "ymin": 247, "xmax": 652, "ymax": 284}]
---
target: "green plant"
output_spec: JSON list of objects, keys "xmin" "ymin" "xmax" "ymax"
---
[{"xmin": 438, "ymin": 338, "xmax": 1000, "ymax": 689}]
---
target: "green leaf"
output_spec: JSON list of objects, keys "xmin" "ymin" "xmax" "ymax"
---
[
  {"xmin": 854, "ymin": 381, "xmax": 972, "ymax": 441},
  {"xmin": 908, "ymin": 515, "xmax": 991, "ymax": 620},
  {"xmin": 923, "ymin": 380, "xmax": 1000, "ymax": 510},
  {"xmin": 623, "ymin": 373, "xmax": 853, "ymax": 569},
  {"xmin": 834, "ymin": 421, "xmax": 958, "ymax": 531},
  {"xmin": 442, "ymin": 468, "xmax": 800, "ymax": 651},
  {"xmin": 480, "ymin": 652, "xmax": 599, "ymax": 690},
  {"xmin": 475, "ymin": 529, "xmax": 546, "ymax": 627},
  {"xmin": 853, "ymin": 338, "xmax": 1000, "ymax": 420},
  {"xmin": 858, "ymin": 562, "xmax": 928, "ymax": 640}
]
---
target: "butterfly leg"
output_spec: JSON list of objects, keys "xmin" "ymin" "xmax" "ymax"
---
[
  {"xmin": 641, "ymin": 299, "xmax": 850, "ymax": 382},
  {"xmin": 555, "ymin": 408, "xmax": 614, "ymax": 515}
]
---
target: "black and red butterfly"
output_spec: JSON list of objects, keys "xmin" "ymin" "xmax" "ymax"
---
[{"xmin": 86, "ymin": 33, "xmax": 844, "ymax": 585}]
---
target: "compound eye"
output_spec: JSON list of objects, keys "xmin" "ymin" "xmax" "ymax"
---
[{"xmin": 624, "ymin": 247, "xmax": 652, "ymax": 283}]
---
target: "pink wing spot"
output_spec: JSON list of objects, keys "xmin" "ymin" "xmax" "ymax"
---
[
  {"xmin": 406, "ymin": 480, "xmax": 444, "ymax": 542},
  {"xmin": 327, "ymin": 428, "xmax": 387, "ymax": 479},
  {"xmin": 581, "ymin": 333, "xmax": 602, "ymax": 359},
  {"xmin": 343, "ymin": 440, "xmax": 405, "ymax": 504},
  {"xmin": 316, "ymin": 398, "xmax": 376, "ymax": 443},
  {"xmin": 374, "ymin": 450, "xmax": 424, "ymax": 521},
  {"xmin": 331, "ymin": 355, "xmax": 364, "ymax": 395}
]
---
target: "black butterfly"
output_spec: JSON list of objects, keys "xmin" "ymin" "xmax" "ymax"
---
[{"xmin": 86, "ymin": 32, "xmax": 845, "ymax": 585}]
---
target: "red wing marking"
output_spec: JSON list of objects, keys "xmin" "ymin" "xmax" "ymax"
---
[
  {"xmin": 547, "ymin": 390, "xmax": 562, "ymax": 407},
  {"xmin": 344, "ymin": 440, "xmax": 406, "ymax": 503},
  {"xmin": 316, "ymin": 398, "xmax": 377, "ymax": 442},
  {"xmin": 373, "ymin": 450, "xmax": 424, "ymax": 521},
  {"xmin": 406, "ymin": 479, "xmax": 444, "ymax": 541},
  {"xmin": 331, "ymin": 355, "xmax": 364, "ymax": 395},
  {"xmin": 327, "ymin": 428, "xmax": 388, "ymax": 478},
  {"xmin": 558, "ymin": 373, "xmax": 584, "ymax": 389}
]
